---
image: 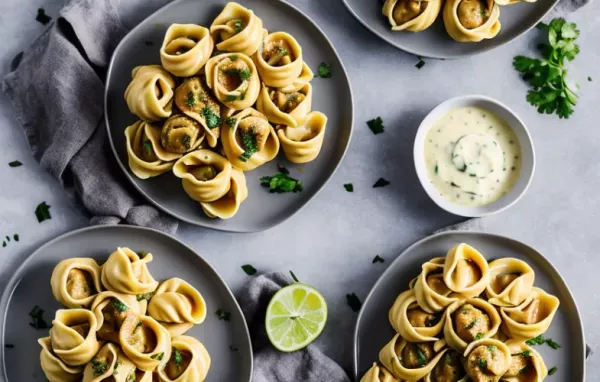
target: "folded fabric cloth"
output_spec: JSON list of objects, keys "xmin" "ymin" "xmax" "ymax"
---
[{"xmin": 239, "ymin": 272, "xmax": 351, "ymax": 382}]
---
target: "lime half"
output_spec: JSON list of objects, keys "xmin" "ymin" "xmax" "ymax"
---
[{"xmin": 265, "ymin": 283, "xmax": 328, "ymax": 352}]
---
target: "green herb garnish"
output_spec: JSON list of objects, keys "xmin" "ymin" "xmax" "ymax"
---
[
  {"xmin": 548, "ymin": 366, "xmax": 558, "ymax": 375},
  {"xmin": 225, "ymin": 94, "xmax": 238, "ymax": 102},
  {"xmin": 588, "ymin": 76, "xmax": 592, "ymax": 82},
  {"xmin": 216, "ymin": 309, "xmax": 231, "ymax": 321},
  {"xmin": 486, "ymin": 344, "xmax": 497, "ymax": 352},
  {"xmin": 477, "ymin": 358, "xmax": 487, "ymax": 370},
  {"xmin": 289, "ymin": 270, "xmax": 299, "ymax": 282},
  {"xmin": 226, "ymin": 117, "xmax": 236, "ymax": 129},
  {"xmin": 187, "ymin": 91, "xmax": 197, "ymax": 107},
  {"xmin": 113, "ymin": 361, "xmax": 120, "ymax": 376},
  {"xmin": 373, "ymin": 178, "xmax": 390, "ymax": 188},
  {"xmin": 36, "ymin": 8, "xmax": 51, "ymax": 25},
  {"xmin": 513, "ymin": 18, "xmax": 580, "ymax": 118},
  {"xmin": 230, "ymin": 55, "xmax": 238, "ymax": 61},
  {"xmin": 450, "ymin": 182, "xmax": 460, "ymax": 188},
  {"xmin": 112, "ymin": 298, "xmax": 128, "ymax": 312},
  {"xmin": 8, "ymin": 161, "xmax": 22, "ymax": 167},
  {"xmin": 239, "ymin": 130, "xmax": 258, "ymax": 162},
  {"xmin": 520, "ymin": 365, "xmax": 530, "ymax": 374},
  {"xmin": 475, "ymin": 333, "xmax": 484, "ymax": 340},
  {"xmin": 277, "ymin": 47, "xmax": 288, "ymax": 56},
  {"xmin": 260, "ymin": 171, "xmax": 303, "ymax": 193},
  {"xmin": 366, "ymin": 117, "xmax": 384, "ymax": 135},
  {"xmin": 229, "ymin": 345, "xmax": 239, "ymax": 352},
  {"xmin": 241, "ymin": 264, "xmax": 257, "ymax": 276},
  {"xmin": 346, "ymin": 293, "xmax": 362, "ymax": 312},
  {"xmin": 136, "ymin": 292, "xmax": 154, "ymax": 301},
  {"xmin": 144, "ymin": 40, "xmax": 153, "ymax": 46},
  {"xmin": 517, "ymin": 350, "xmax": 531, "ymax": 357},
  {"xmin": 35, "ymin": 202, "xmax": 51, "ymax": 223},
  {"xmin": 415, "ymin": 57, "xmax": 425, "ymax": 69},
  {"xmin": 29, "ymin": 305, "xmax": 49, "ymax": 329},
  {"xmin": 143, "ymin": 141, "xmax": 152, "ymax": 154},
  {"xmin": 372, "ymin": 255, "xmax": 385, "ymax": 264},
  {"xmin": 202, "ymin": 106, "xmax": 220, "ymax": 129},
  {"xmin": 465, "ymin": 318, "xmax": 479, "ymax": 330},
  {"xmin": 343, "ymin": 183, "xmax": 354, "ymax": 192},
  {"xmin": 416, "ymin": 347, "xmax": 427, "ymax": 366},
  {"xmin": 173, "ymin": 347, "xmax": 184, "ymax": 367},
  {"xmin": 150, "ymin": 352, "xmax": 164, "ymax": 361},
  {"xmin": 234, "ymin": 20, "xmax": 243, "ymax": 33},
  {"xmin": 180, "ymin": 134, "xmax": 191, "ymax": 150},
  {"xmin": 91, "ymin": 358, "xmax": 107, "ymax": 376},
  {"xmin": 525, "ymin": 335, "xmax": 561, "ymax": 349},
  {"xmin": 5, "ymin": 344, "xmax": 14, "ymax": 349},
  {"xmin": 316, "ymin": 62, "xmax": 332, "ymax": 78}
]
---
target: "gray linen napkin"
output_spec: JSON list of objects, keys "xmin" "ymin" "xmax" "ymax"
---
[{"xmin": 239, "ymin": 272, "xmax": 351, "ymax": 382}]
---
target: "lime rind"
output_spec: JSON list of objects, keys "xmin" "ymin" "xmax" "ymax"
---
[{"xmin": 265, "ymin": 283, "xmax": 328, "ymax": 352}]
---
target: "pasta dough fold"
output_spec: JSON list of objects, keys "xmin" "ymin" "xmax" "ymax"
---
[
  {"xmin": 51, "ymin": 257, "xmax": 102, "ymax": 308},
  {"xmin": 485, "ymin": 257, "xmax": 535, "ymax": 307},
  {"xmin": 205, "ymin": 53, "xmax": 260, "ymax": 110},
  {"xmin": 173, "ymin": 149, "xmax": 233, "ymax": 203},
  {"xmin": 125, "ymin": 65, "xmax": 175, "ymax": 121},
  {"xmin": 253, "ymin": 30, "xmax": 303, "ymax": 88},
  {"xmin": 91, "ymin": 291, "xmax": 146, "ymax": 343},
  {"xmin": 51, "ymin": 309, "xmax": 100, "ymax": 366},
  {"xmin": 414, "ymin": 259, "xmax": 457, "ymax": 313},
  {"xmin": 500, "ymin": 287, "xmax": 559, "ymax": 339},
  {"xmin": 443, "ymin": 243, "xmax": 490, "ymax": 298},
  {"xmin": 201, "ymin": 168, "xmax": 248, "ymax": 219},
  {"xmin": 82, "ymin": 342, "xmax": 119, "ymax": 382},
  {"xmin": 443, "ymin": 0, "xmax": 501, "ymax": 42},
  {"xmin": 382, "ymin": 0, "xmax": 443, "ymax": 32},
  {"xmin": 161, "ymin": 115, "xmax": 205, "ymax": 154},
  {"xmin": 443, "ymin": 298, "xmax": 501, "ymax": 352},
  {"xmin": 360, "ymin": 363, "xmax": 398, "ymax": 382},
  {"xmin": 277, "ymin": 111, "xmax": 326, "ymax": 163},
  {"xmin": 463, "ymin": 338, "xmax": 512, "ymax": 382},
  {"xmin": 39, "ymin": 336, "xmax": 84, "ymax": 382},
  {"xmin": 101, "ymin": 247, "xmax": 159, "ymax": 295},
  {"xmin": 210, "ymin": 2, "xmax": 264, "ymax": 56},
  {"xmin": 502, "ymin": 339, "xmax": 548, "ymax": 382},
  {"xmin": 119, "ymin": 315, "xmax": 172, "ymax": 371},
  {"xmin": 157, "ymin": 335, "xmax": 211, "ymax": 382},
  {"xmin": 125, "ymin": 121, "xmax": 179, "ymax": 179},
  {"xmin": 160, "ymin": 24, "xmax": 214, "ymax": 77},
  {"xmin": 256, "ymin": 83, "xmax": 312, "ymax": 128},
  {"xmin": 379, "ymin": 334, "xmax": 448, "ymax": 381},
  {"xmin": 388, "ymin": 289, "xmax": 445, "ymax": 342}
]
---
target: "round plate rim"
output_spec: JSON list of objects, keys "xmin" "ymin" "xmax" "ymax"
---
[
  {"xmin": 352, "ymin": 230, "xmax": 586, "ymax": 380},
  {"xmin": 104, "ymin": 0, "xmax": 355, "ymax": 233},
  {"xmin": 0, "ymin": 224, "xmax": 254, "ymax": 381},
  {"xmin": 340, "ymin": 0, "xmax": 560, "ymax": 59}
]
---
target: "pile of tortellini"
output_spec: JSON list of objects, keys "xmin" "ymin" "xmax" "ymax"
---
[
  {"xmin": 361, "ymin": 243, "xmax": 560, "ymax": 382},
  {"xmin": 124, "ymin": 1, "xmax": 328, "ymax": 219},
  {"xmin": 38, "ymin": 248, "xmax": 210, "ymax": 382},
  {"xmin": 382, "ymin": 0, "xmax": 537, "ymax": 43}
]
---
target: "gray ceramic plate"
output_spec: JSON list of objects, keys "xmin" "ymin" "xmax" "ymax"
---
[
  {"xmin": 342, "ymin": 0, "xmax": 559, "ymax": 59},
  {"xmin": 353, "ymin": 232, "xmax": 586, "ymax": 381},
  {"xmin": 0, "ymin": 225, "xmax": 252, "ymax": 381},
  {"xmin": 105, "ymin": 0, "xmax": 354, "ymax": 232}
]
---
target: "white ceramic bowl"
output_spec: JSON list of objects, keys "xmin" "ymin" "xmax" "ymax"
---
[{"xmin": 414, "ymin": 95, "xmax": 535, "ymax": 217}]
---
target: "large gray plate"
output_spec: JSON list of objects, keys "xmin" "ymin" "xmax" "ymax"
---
[
  {"xmin": 342, "ymin": 0, "xmax": 559, "ymax": 59},
  {"xmin": 0, "ymin": 225, "xmax": 252, "ymax": 381},
  {"xmin": 105, "ymin": 0, "xmax": 354, "ymax": 232},
  {"xmin": 353, "ymin": 232, "xmax": 586, "ymax": 381}
]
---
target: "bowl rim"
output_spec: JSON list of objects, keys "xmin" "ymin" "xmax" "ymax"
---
[{"xmin": 413, "ymin": 94, "xmax": 535, "ymax": 217}]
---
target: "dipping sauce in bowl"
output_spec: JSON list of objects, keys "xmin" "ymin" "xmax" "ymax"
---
[{"xmin": 424, "ymin": 106, "xmax": 521, "ymax": 206}]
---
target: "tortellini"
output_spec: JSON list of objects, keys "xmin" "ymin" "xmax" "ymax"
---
[
  {"xmin": 443, "ymin": 243, "xmax": 490, "ymax": 298},
  {"xmin": 51, "ymin": 309, "xmax": 100, "ymax": 366},
  {"xmin": 125, "ymin": 65, "xmax": 175, "ymax": 121},
  {"xmin": 256, "ymin": 83, "xmax": 312, "ymax": 128},
  {"xmin": 91, "ymin": 291, "xmax": 146, "ymax": 343},
  {"xmin": 51, "ymin": 258, "xmax": 102, "ymax": 308},
  {"xmin": 443, "ymin": 0, "xmax": 501, "ymax": 42},
  {"xmin": 221, "ymin": 108, "xmax": 279, "ymax": 171},
  {"xmin": 253, "ymin": 30, "xmax": 303, "ymax": 88},
  {"xmin": 500, "ymin": 287, "xmax": 560, "ymax": 339},
  {"xmin": 486, "ymin": 258, "xmax": 535, "ymax": 307},
  {"xmin": 210, "ymin": 2, "xmax": 264, "ymax": 56},
  {"xmin": 414, "ymin": 258, "xmax": 457, "ymax": 313},
  {"xmin": 157, "ymin": 336, "xmax": 211, "ymax": 382},
  {"xmin": 463, "ymin": 338, "xmax": 512, "ymax": 382},
  {"xmin": 503, "ymin": 340, "xmax": 548, "ymax": 381},
  {"xmin": 160, "ymin": 24, "xmax": 214, "ymax": 77},
  {"xmin": 39, "ymin": 336, "xmax": 84, "ymax": 382},
  {"xmin": 379, "ymin": 334, "xmax": 448, "ymax": 381},
  {"xmin": 279, "ymin": 62, "xmax": 314, "ymax": 93},
  {"xmin": 277, "ymin": 111, "xmax": 327, "ymax": 163},
  {"xmin": 443, "ymin": 298, "xmax": 501, "ymax": 352},
  {"xmin": 205, "ymin": 53, "xmax": 261, "ymax": 110},
  {"xmin": 173, "ymin": 149, "xmax": 233, "ymax": 203},
  {"xmin": 360, "ymin": 363, "xmax": 398, "ymax": 382},
  {"xmin": 388, "ymin": 290, "xmax": 445, "ymax": 342},
  {"xmin": 148, "ymin": 278, "xmax": 207, "ymax": 336},
  {"xmin": 201, "ymin": 168, "xmax": 248, "ymax": 219},
  {"xmin": 125, "ymin": 120, "xmax": 181, "ymax": 179},
  {"xmin": 119, "ymin": 314, "xmax": 171, "ymax": 371},
  {"xmin": 382, "ymin": 0, "xmax": 443, "ymax": 32},
  {"xmin": 424, "ymin": 349, "xmax": 468, "ymax": 381},
  {"xmin": 82, "ymin": 342, "xmax": 119, "ymax": 382},
  {"xmin": 101, "ymin": 247, "xmax": 159, "ymax": 295},
  {"xmin": 174, "ymin": 77, "xmax": 222, "ymax": 148},
  {"xmin": 161, "ymin": 114, "xmax": 205, "ymax": 154}
]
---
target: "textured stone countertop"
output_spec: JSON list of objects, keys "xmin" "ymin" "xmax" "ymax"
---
[{"xmin": 0, "ymin": 0, "xmax": 598, "ymax": 380}]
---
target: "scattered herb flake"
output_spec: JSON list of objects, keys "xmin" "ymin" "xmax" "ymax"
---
[
  {"xmin": 173, "ymin": 347, "xmax": 184, "ymax": 367},
  {"xmin": 229, "ymin": 345, "xmax": 239, "ymax": 352},
  {"xmin": 289, "ymin": 270, "xmax": 299, "ymax": 283},
  {"xmin": 29, "ymin": 305, "xmax": 49, "ymax": 330},
  {"xmin": 415, "ymin": 57, "xmax": 425, "ymax": 69},
  {"xmin": 519, "ymin": 365, "xmax": 530, "ymax": 374},
  {"xmin": 150, "ymin": 352, "xmax": 164, "ymax": 361},
  {"xmin": 35, "ymin": 202, "xmax": 51, "ymax": 223},
  {"xmin": 548, "ymin": 366, "xmax": 558, "ymax": 375},
  {"xmin": 136, "ymin": 292, "xmax": 154, "ymax": 301},
  {"xmin": 450, "ymin": 182, "xmax": 460, "ymax": 188},
  {"xmin": 225, "ymin": 94, "xmax": 238, "ymax": 102},
  {"xmin": 366, "ymin": 117, "xmax": 384, "ymax": 135},
  {"xmin": 234, "ymin": 20, "xmax": 243, "ymax": 33},
  {"xmin": 518, "ymin": 350, "xmax": 531, "ymax": 357},
  {"xmin": 477, "ymin": 358, "xmax": 487, "ymax": 370},
  {"xmin": 343, "ymin": 183, "xmax": 354, "ymax": 192},
  {"xmin": 277, "ymin": 164, "xmax": 289, "ymax": 175},
  {"xmin": 239, "ymin": 130, "xmax": 258, "ymax": 162},
  {"xmin": 226, "ymin": 117, "xmax": 236, "ymax": 129},
  {"xmin": 4, "ymin": 344, "xmax": 14, "ymax": 349},
  {"xmin": 416, "ymin": 347, "xmax": 427, "ymax": 366},
  {"xmin": 36, "ymin": 8, "xmax": 51, "ymax": 25},
  {"xmin": 143, "ymin": 141, "xmax": 152, "ymax": 154},
  {"xmin": 1, "ymin": 242, "xmax": 5, "ymax": 248},
  {"xmin": 180, "ymin": 134, "xmax": 191, "ymax": 150},
  {"xmin": 372, "ymin": 255, "xmax": 385, "ymax": 264},
  {"xmin": 216, "ymin": 309, "xmax": 231, "ymax": 321},
  {"xmin": 588, "ymin": 76, "xmax": 592, "ymax": 82},
  {"xmin": 241, "ymin": 264, "xmax": 257, "ymax": 276},
  {"xmin": 475, "ymin": 333, "xmax": 484, "ymax": 340},
  {"xmin": 525, "ymin": 335, "xmax": 561, "ymax": 349},
  {"xmin": 465, "ymin": 318, "xmax": 480, "ymax": 330},
  {"xmin": 8, "ymin": 161, "xmax": 22, "ymax": 167},
  {"xmin": 346, "ymin": 293, "xmax": 362, "ymax": 312},
  {"xmin": 91, "ymin": 358, "xmax": 107, "ymax": 376},
  {"xmin": 239, "ymin": 69, "xmax": 251, "ymax": 81},
  {"xmin": 373, "ymin": 178, "xmax": 390, "ymax": 188},
  {"xmin": 112, "ymin": 298, "xmax": 128, "ymax": 312},
  {"xmin": 144, "ymin": 40, "xmax": 154, "ymax": 46},
  {"xmin": 316, "ymin": 62, "xmax": 332, "ymax": 78},
  {"xmin": 260, "ymin": 171, "xmax": 303, "ymax": 193}
]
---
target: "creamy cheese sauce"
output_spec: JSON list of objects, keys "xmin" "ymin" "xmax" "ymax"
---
[{"xmin": 424, "ymin": 107, "xmax": 521, "ymax": 206}]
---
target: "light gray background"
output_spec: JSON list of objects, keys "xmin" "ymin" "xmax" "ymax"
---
[{"xmin": 0, "ymin": 0, "xmax": 598, "ymax": 380}]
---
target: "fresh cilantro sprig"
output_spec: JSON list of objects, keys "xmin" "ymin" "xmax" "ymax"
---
[{"xmin": 513, "ymin": 18, "xmax": 580, "ymax": 119}]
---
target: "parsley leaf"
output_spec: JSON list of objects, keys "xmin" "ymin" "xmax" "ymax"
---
[
  {"xmin": 416, "ymin": 347, "xmax": 427, "ymax": 366},
  {"xmin": 373, "ymin": 178, "xmax": 390, "ymax": 188},
  {"xmin": 173, "ymin": 348, "xmax": 184, "ymax": 367},
  {"xmin": 346, "ymin": 293, "xmax": 362, "ymax": 312},
  {"xmin": 525, "ymin": 335, "xmax": 561, "ymax": 349},
  {"xmin": 144, "ymin": 40, "xmax": 154, "ymax": 46},
  {"xmin": 289, "ymin": 270, "xmax": 299, "ymax": 282},
  {"xmin": 241, "ymin": 264, "xmax": 257, "ymax": 276},
  {"xmin": 29, "ymin": 305, "xmax": 49, "ymax": 330},
  {"xmin": 36, "ymin": 8, "xmax": 51, "ymax": 25},
  {"xmin": 35, "ymin": 202, "xmax": 51, "ymax": 223},
  {"xmin": 415, "ymin": 57, "xmax": 425, "ymax": 69},
  {"xmin": 239, "ymin": 130, "xmax": 258, "ymax": 162},
  {"xmin": 8, "ymin": 161, "xmax": 22, "ymax": 167},
  {"xmin": 91, "ymin": 358, "xmax": 107, "ymax": 376},
  {"xmin": 372, "ymin": 255, "xmax": 385, "ymax": 263},
  {"xmin": 112, "ymin": 298, "xmax": 128, "ymax": 312},
  {"xmin": 316, "ymin": 63, "xmax": 332, "ymax": 78},
  {"xmin": 150, "ymin": 352, "xmax": 164, "ymax": 361},
  {"xmin": 202, "ymin": 106, "xmax": 220, "ymax": 129},
  {"xmin": 187, "ymin": 91, "xmax": 197, "ymax": 107},
  {"xmin": 234, "ymin": 20, "xmax": 243, "ymax": 33},
  {"xmin": 226, "ymin": 117, "xmax": 236, "ymax": 129},
  {"xmin": 475, "ymin": 333, "xmax": 484, "ymax": 340},
  {"xmin": 343, "ymin": 183, "xmax": 353, "ymax": 192},
  {"xmin": 513, "ymin": 17, "xmax": 580, "ymax": 118},
  {"xmin": 216, "ymin": 309, "xmax": 231, "ymax": 321},
  {"xmin": 477, "ymin": 358, "xmax": 487, "ymax": 370},
  {"xmin": 229, "ymin": 344, "xmax": 239, "ymax": 352},
  {"xmin": 366, "ymin": 117, "xmax": 384, "ymax": 135},
  {"xmin": 548, "ymin": 366, "xmax": 558, "ymax": 375},
  {"xmin": 136, "ymin": 292, "xmax": 154, "ymax": 301},
  {"xmin": 260, "ymin": 171, "xmax": 303, "ymax": 193},
  {"xmin": 4, "ymin": 344, "xmax": 14, "ymax": 349}
]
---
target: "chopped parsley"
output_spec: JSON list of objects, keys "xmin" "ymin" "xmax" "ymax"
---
[
  {"xmin": 277, "ymin": 47, "xmax": 288, "ymax": 56},
  {"xmin": 548, "ymin": 366, "xmax": 558, "ymax": 375},
  {"xmin": 316, "ymin": 62, "xmax": 332, "ymax": 78},
  {"xmin": 216, "ymin": 309, "xmax": 231, "ymax": 321},
  {"xmin": 35, "ymin": 202, "xmax": 51, "ymax": 223},
  {"xmin": 180, "ymin": 134, "xmax": 191, "ymax": 150},
  {"xmin": 486, "ymin": 344, "xmax": 497, "ymax": 353},
  {"xmin": 260, "ymin": 171, "xmax": 303, "ymax": 193},
  {"xmin": 136, "ymin": 292, "xmax": 154, "ymax": 301},
  {"xmin": 343, "ymin": 183, "xmax": 354, "ymax": 192},
  {"xmin": 465, "ymin": 318, "xmax": 480, "ymax": 330},
  {"xmin": 150, "ymin": 352, "xmax": 164, "ymax": 361},
  {"xmin": 230, "ymin": 55, "xmax": 238, "ymax": 61},
  {"xmin": 173, "ymin": 347, "xmax": 184, "ymax": 367},
  {"xmin": 91, "ymin": 358, "xmax": 107, "ymax": 376},
  {"xmin": 517, "ymin": 350, "xmax": 531, "ymax": 357},
  {"xmin": 346, "ymin": 293, "xmax": 362, "ymax": 312},
  {"xmin": 187, "ymin": 91, "xmax": 197, "ymax": 107},
  {"xmin": 8, "ymin": 161, "xmax": 22, "ymax": 167},
  {"xmin": 372, "ymin": 255, "xmax": 385, "ymax": 264},
  {"xmin": 202, "ymin": 106, "xmax": 220, "ymax": 129},
  {"xmin": 366, "ymin": 117, "xmax": 384, "ymax": 134},
  {"xmin": 588, "ymin": 76, "xmax": 592, "ymax": 82},
  {"xmin": 520, "ymin": 365, "xmax": 530, "ymax": 374},
  {"xmin": 143, "ymin": 141, "xmax": 152, "ymax": 154},
  {"xmin": 29, "ymin": 305, "xmax": 49, "ymax": 330},
  {"xmin": 234, "ymin": 20, "xmax": 243, "ymax": 33},
  {"xmin": 525, "ymin": 335, "xmax": 561, "ymax": 349},
  {"xmin": 415, "ymin": 57, "xmax": 425, "ymax": 69},
  {"xmin": 5, "ymin": 344, "xmax": 14, "ymax": 349},
  {"xmin": 226, "ymin": 117, "xmax": 236, "ymax": 129},
  {"xmin": 239, "ymin": 130, "xmax": 258, "ymax": 162},
  {"xmin": 241, "ymin": 264, "xmax": 257, "ymax": 276},
  {"xmin": 477, "ymin": 358, "xmax": 487, "ymax": 370},
  {"xmin": 289, "ymin": 270, "xmax": 299, "ymax": 282},
  {"xmin": 36, "ymin": 8, "xmax": 51, "ymax": 25},
  {"xmin": 373, "ymin": 178, "xmax": 390, "ymax": 188},
  {"xmin": 416, "ymin": 347, "xmax": 427, "ymax": 366},
  {"xmin": 229, "ymin": 345, "xmax": 239, "ymax": 352},
  {"xmin": 112, "ymin": 298, "xmax": 128, "ymax": 312},
  {"xmin": 1, "ymin": 242, "xmax": 5, "ymax": 248},
  {"xmin": 224, "ymin": 68, "xmax": 251, "ymax": 81},
  {"xmin": 113, "ymin": 361, "xmax": 120, "ymax": 376},
  {"xmin": 475, "ymin": 333, "xmax": 484, "ymax": 340},
  {"xmin": 144, "ymin": 40, "xmax": 154, "ymax": 46},
  {"xmin": 225, "ymin": 94, "xmax": 238, "ymax": 102}
]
